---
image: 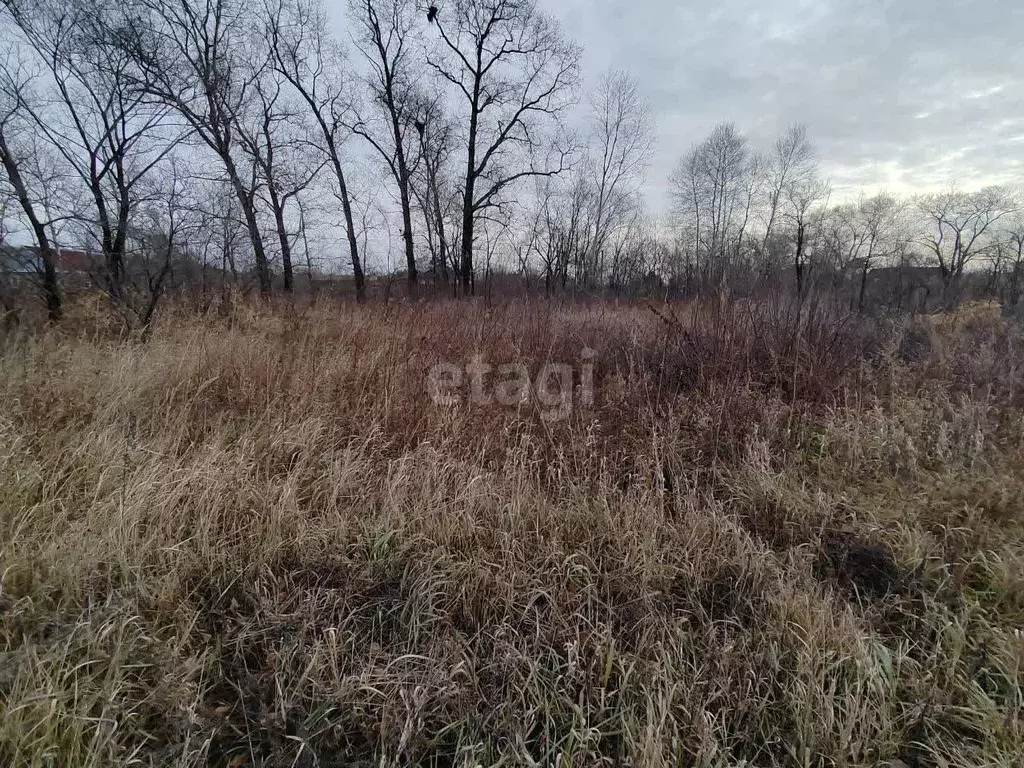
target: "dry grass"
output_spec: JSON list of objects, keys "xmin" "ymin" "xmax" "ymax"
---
[{"xmin": 1, "ymin": 295, "xmax": 1023, "ymax": 767}]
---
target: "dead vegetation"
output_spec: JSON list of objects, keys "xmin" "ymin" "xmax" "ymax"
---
[{"xmin": 1, "ymin": 296, "xmax": 1023, "ymax": 767}]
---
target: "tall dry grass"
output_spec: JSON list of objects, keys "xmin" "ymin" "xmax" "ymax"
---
[{"xmin": 1, "ymin": 296, "xmax": 1022, "ymax": 766}]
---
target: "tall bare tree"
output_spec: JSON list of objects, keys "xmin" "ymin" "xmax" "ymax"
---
[
  {"xmin": 427, "ymin": 0, "xmax": 580, "ymax": 295},
  {"xmin": 123, "ymin": 153, "xmax": 193, "ymax": 331},
  {"xmin": 581, "ymin": 69, "xmax": 653, "ymax": 287},
  {"xmin": 236, "ymin": 75, "xmax": 324, "ymax": 293},
  {"xmin": 3, "ymin": 0, "xmax": 180, "ymax": 302},
  {"xmin": 669, "ymin": 123, "xmax": 754, "ymax": 290},
  {"xmin": 120, "ymin": 0, "xmax": 274, "ymax": 295},
  {"xmin": 350, "ymin": 0, "xmax": 421, "ymax": 296},
  {"xmin": 853, "ymin": 192, "xmax": 903, "ymax": 312},
  {"xmin": 917, "ymin": 187, "xmax": 1016, "ymax": 301},
  {"xmin": 265, "ymin": 0, "xmax": 365, "ymax": 300},
  {"xmin": 0, "ymin": 59, "xmax": 61, "ymax": 320},
  {"xmin": 783, "ymin": 167, "xmax": 829, "ymax": 302},
  {"xmin": 409, "ymin": 98, "xmax": 457, "ymax": 288},
  {"xmin": 761, "ymin": 124, "xmax": 815, "ymax": 256},
  {"xmin": 821, "ymin": 192, "xmax": 905, "ymax": 311},
  {"xmin": 997, "ymin": 212, "xmax": 1024, "ymax": 313}
]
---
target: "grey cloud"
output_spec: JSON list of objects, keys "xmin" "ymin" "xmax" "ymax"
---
[{"xmin": 556, "ymin": 0, "xmax": 1024, "ymax": 208}]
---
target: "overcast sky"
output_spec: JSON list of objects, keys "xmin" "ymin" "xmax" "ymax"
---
[{"xmin": 545, "ymin": 0, "xmax": 1023, "ymax": 212}]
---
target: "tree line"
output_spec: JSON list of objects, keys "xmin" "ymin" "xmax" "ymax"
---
[{"xmin": 0, "ymin": 0, "xmax": 1021, "ymax": 326}]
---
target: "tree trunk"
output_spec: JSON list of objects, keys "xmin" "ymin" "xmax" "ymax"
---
[
  {"xmin": 113, "ymin": 197, "xmax": 131, "ymax": 297},
  {"xmin": 222, "ymin": 152, "xmax": 272, "ymax": 296},
  {"xmin": 92, "ymin": 188, "xmax": 121, "ymax": 301},
  {"xmin": 0, "ymin": 130, "xmax": 61, "ymax": 322},
  {"xmin": 399, "ymin": 177, "xmax": 416, "ymax": 298},
  {"xmin": 268, "ymin": 185, "xmax": 293, "ymax": 293},
  {"xmin": 858, "ymin": 262, "xmax": 869, "ymax": 313},
  {"xmin": 460, "ymin": 88, "xmax": 480, "ymax": 296},
  {"xmin": 391, "ymin": 119, "xmax": 416, "ymax": 298},
  {"xmin": 237, "ymin": 188, "xmax": 272, "ymax": 295},
  {"xmin": 940, "ymin": 265, "xmax": 958, "ymax": 308},
  {"xmin": 460, "ymin": 184, "xmax": 474, "ymax": 296},
  {"xmin": 794, "ymin": 221, "xmax": 806, "ymax": 300},
  {"xmin": 337, "ymin": 170, "xmax": 364, "ymax": 302},
  {"xmin": 426, "ymin": 154, "xmax": 449, "ymax": 287},
  {"xmin": 90, "ymin": 179, "xmax": 131, "ymax": 302}
]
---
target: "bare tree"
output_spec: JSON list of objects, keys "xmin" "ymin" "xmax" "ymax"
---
[
  {"xmin": 761, "ymin": 124, "xmax": 815, "ymax": 255},
  {"xmin": 917, "ymin": 187, "xmax": 1016, "ymax": 302},
  {"xmin": 784, "ymin": 168, "xmax": 829, "ymax": 302},
  {"xmin": 0, "ymin": 62, "xmax": 61, "ymax": 320},
  {"xmin": 409, "ymin": 98, "xmax": 457, "ymax": 289},
  {"xmin": 265, "ymin": 0, "xmax": 365, "ymax": 300},
  {"xmin": 427, "ymin": 0, "xmax": 580, "ymax": 295},
  {"xmin": 995, "ymin": 209, "xmax": 1024, "ymax": 313},
  {"xmin": 605, "ymin": 208, "xmax": 649, "ymax": 292},
  {"xmin": 668, "ymin": 148, "xmax": 704, "ymax": 289},
  {"xmin": 119, "ymin": 0, "xmax": 275, "ymax": 295},
  {"xmin": 349, "ymin": 0, "xmax": 422, "ymax": 297},
  {"xmin": 197, "ymin": 179, "xmax": 248, "ymax": 298},
  {"xmin": 853, "ymin": 192, "xmax": 903, "ymax": 312},
  {"xmin": 669, "ymin": 123, "xmax": 754, "ymax": 290},
  {"xmin": 583, "ymin": 69, "xmax": 653, "ymax": 287},
  {"xmin": 819, "ymin": 202, "xmax": 866, "ymax": 294},
  {"xmin": 237, "ymin": 76, "xmax": 324, "ymax": 293},
  {"xmin": 822, "ymin": 192, "xmax": 904, "ymax": 311},
  {"xmin": 126, "ymin": 154, "xmax": 193, "ymax": 332},
  {"xmin": 537, "ymin": 172, "xmax": 592, "ymax": 292},
  {"xmin": 4, "ymin": 0, "xmax": 182, "ymax": 302}
]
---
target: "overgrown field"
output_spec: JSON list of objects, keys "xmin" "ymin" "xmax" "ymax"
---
[{"xmin": 1, "ymin": 297, "xmax": 1023, "ymax": 767}]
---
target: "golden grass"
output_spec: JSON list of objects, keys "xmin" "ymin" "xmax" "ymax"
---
[{"xmin": 1, "ymin": 297, "xmax": 1022, "ymax": 766}]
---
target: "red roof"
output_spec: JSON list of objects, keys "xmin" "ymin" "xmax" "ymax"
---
[
  {"xmin": 10, "ymin": 246, "xmax": 92, "ymax": 272},
  {"xmin": 54, "ymin": 249, "xmax": 90, "ymax": 271}
]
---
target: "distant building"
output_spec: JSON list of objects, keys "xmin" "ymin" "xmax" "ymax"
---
[{"xmin": 0, "ymin": 245, "xmax": 93, "ymax": 276}]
